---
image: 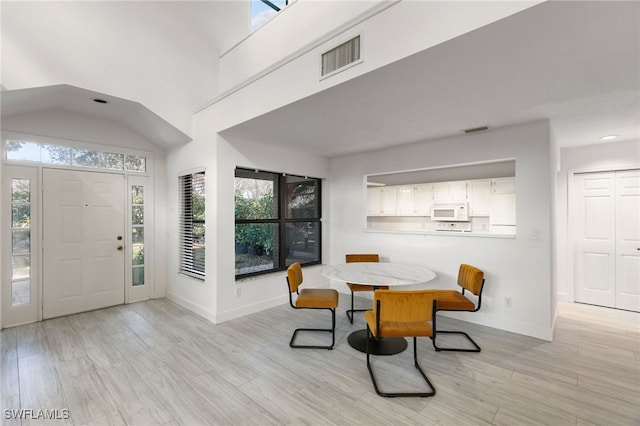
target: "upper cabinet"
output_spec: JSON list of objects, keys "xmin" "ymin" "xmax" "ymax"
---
[
  {"xmin": 396, "ymin": 185, "xmax": 415, "ymax": 215},
  {"xmin": 468, "ymin": 180, "xmax": 491, "ymax": 216},
  {"xmin": 413, "ymin": 184, "xmax": 433, "ymax": 215},
  {"xmin": 367, "ymin": 186, "xmax": 398, "ymax": 216},
  {"xmin": 433, "ymin": 181, "xmax": 467, "ymax": 202},
  {"xmin": 490, "ymin": 177, "xmax": 516, "ymax": 226}
]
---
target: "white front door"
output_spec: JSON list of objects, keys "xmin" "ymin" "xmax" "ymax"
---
[
  {"xmin": 43, "ymin": 168, "xmax": 125, "ymax": 319},
  {"xmin": 615, "ymin": 170, "xmax": 640, "ymax": 311},
  {"xmin": 574, "ymin": 172, "xmax": 616, "ymax": 307}
]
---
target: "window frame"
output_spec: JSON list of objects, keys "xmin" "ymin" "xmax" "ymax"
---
[
  {"xmin": 178, "ymin": 170, "xmax": 206, "ymax": 280},
  {"xmin": 235, "ymin": 167, "xmax": 322, "ymax": 279}
]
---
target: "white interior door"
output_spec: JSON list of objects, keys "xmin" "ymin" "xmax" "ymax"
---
[
  {"xmin": 574, "ymin": 172, "xmax": 616, "ymax": 307},
  {"xmin": 43, "ymin": 168, "xmax": 125, "ymax": 319},
  {"xmin": 615, "ymin": 170, "xmax": 640, "ymax": 311}
]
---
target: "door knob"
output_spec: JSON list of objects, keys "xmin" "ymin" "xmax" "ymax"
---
[
  {"xmin": 117, "ymin": 236, "xmax": 123, "ymax": 240},
  {"xmin": 117, "ymin": 245, "xmax": 123, "ymax": 251}
]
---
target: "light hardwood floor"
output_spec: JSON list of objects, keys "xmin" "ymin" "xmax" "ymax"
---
[{"xmin": 1, "ymin": 295, "xmax": 639, "ymax": 426}]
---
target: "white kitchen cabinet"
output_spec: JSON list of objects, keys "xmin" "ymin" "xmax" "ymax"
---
[
  {"xmin": 492, "ymin": 177, "xmax": 516, "ymax": 194},
  {"xmin": 396, "ymin": 186, "xmax": 415, "ymax": 215},
  {"xmin": 380, "ymin": 186, "xmax": 398, "ymax": 215},
  {"xmin": 490, "ymin": 178, "xmax": 516, "ymax": 226},
  {"xmin": 468, "ymin": 180, "xmax": 491, "ymax": 216},
  {"xmin": 367, "ymin": 187, "xmax": 383, "ymax": 216},
  {"xmin": 413, "ymin": 184, "xmax": 433, "ymax": 215},
  {"xmin": 433, "ymin": 181, "xmax": 467, "ymax": 202}
]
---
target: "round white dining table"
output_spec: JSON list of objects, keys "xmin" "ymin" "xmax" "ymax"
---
[{"xmin": 321, "ymin": 262, "xmax": 437, "ymax": 355}]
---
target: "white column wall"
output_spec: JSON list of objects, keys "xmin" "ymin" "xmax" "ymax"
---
[
  {"xmin": 329, "ymin": 120, "xmax": 554, "ymax": 340},
  {"xmin": 165, "ymin": 107, "xmax": 331, "ymax": 323}
]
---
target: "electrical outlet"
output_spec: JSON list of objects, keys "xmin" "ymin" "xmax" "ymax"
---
[
  {"xmin": 235, "ymin": 287, "xmax": 241, "ymax": 297},
  {"xmin": 505, "ymin": 296, "xmax": 512, "ymax": 308}
]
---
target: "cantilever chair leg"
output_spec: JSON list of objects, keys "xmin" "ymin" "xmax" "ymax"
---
[
  {"xmin": 290, "ymin": 307, "xmax": 336, "ymax": 350},
  {"xmin": 346, "ymin": 292, "xmax": 367, "ymax": 324},
  {"xmin": 366, "ymin": 328, "xmax": 436, "ymax": 397},
  {"xmin": 432, "ymin": 330, "xmax": 481, "ymax": 352}
]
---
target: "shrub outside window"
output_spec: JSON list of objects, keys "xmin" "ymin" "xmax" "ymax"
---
[{"xmin": 235, "ymin": 168, "xmax": 321, "ymax": 278}]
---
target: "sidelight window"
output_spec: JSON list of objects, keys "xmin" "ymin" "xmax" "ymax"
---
[
  {"xmin": 131, "ymin": 185, "xmax": 145, "ymax": 286},
  {"xmin": 10, "ymin": 178, "xmax": 32, "ymax": 306}
]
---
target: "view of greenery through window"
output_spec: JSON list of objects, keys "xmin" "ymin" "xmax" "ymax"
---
[
  {"xmin": 5, "ymin": 140, "xmax": 146, "ymax": 172},
  {"xmin": 235, "ymin": 168, "xmax": 321, "ymax": 278},
  {"xmin": 11, "ymin": 178, "xmax": 32, "ymax": 306},
  {"xmin": 132, "ymin": 185, "xmax": 145, "ymax": 286}
]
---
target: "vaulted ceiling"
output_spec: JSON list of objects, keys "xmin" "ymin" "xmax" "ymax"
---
[
  {"xmin": 1, "ymin": 1, "xmax": 638, "ymax": 156},
  {"xmin": 1, "ymin": 0, "xmax": 248, "ymax": 141}
]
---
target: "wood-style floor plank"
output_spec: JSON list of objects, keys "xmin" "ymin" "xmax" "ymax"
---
[{"xmin": 1, "ymin": 297, "xmax": 638, "ymax": 426}]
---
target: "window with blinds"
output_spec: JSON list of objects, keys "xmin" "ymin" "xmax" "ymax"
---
[{"xmin": 179, "ymin": 171, "xmax": 205, "ymax": 279}]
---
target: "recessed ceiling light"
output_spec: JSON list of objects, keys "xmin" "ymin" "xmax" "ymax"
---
[
  {"xmin": 600, "ymin": 135, "xmax": 618, "ymax": 141},
  {"xmin": 91, "ymin": 98, "xmax": 109, "ymax": 104}
]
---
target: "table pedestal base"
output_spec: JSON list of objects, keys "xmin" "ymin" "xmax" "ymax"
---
[{"xmin": 347, "ymin": 329, "xmax": 408, "ymax": 355}]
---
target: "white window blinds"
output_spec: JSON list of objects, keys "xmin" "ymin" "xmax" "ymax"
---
[{"xmin": 179, "ymin": 171, "xmax": 205, "ymax": 279}]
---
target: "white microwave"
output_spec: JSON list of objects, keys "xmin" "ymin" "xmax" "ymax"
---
[{"xmin": 431, "ymin": 202, "xmax": 469, "ymax": 221}]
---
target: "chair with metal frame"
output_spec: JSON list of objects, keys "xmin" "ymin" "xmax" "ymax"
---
[
  {"xmin": 364, "ymin": 289, "xmax": 437, "ymax": 397},
  {"xmin": 286, "ymin": 262, "xmax": 339, "ymax": 350},
  {"xmin": 345, "ymin": 254, "xmax": 388, "ymax": 324},
  {"xmin": 432, "ymin": 263, "xmax": 485, "ymax": 352}
]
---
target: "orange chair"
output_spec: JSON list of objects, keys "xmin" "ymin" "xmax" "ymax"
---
[
  {"xmin": 433, "ymin": 264, "xmax": 485, "ymax": 352},
  {"xmin": 364, "ymin": 290, "xmax": 437, "ymax": 397},
  {"xmin": 345, "ymin": 254, "xmax": 388, "ymax": 323},
  {"xmin": 286, "ymin": 262, "xmax": 339, "ymax": 350}
]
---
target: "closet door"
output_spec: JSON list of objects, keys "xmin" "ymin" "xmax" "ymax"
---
[
  {"xmin": 574, "ymin": 172, "xmax": 616, "ymax": 307},
  {"xmin": 573, "ymin": 170, "xmax": 640, "ymax": 312},
  {"xmin": 615, "ymin": 170, "xmax": 640, "ymax": 311}
]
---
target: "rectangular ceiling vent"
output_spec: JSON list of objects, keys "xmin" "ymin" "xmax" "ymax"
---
[{"xmin": 321, "ymin": 35, "xmax": 361, "ymax": 78}]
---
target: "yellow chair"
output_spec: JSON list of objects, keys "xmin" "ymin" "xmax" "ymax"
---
[
  {"xmin": 433, "ymin": 264, "xmax": 485, "ymax": 352},
  {"xmin": 364, "ymin": 290, "xmax": 437, "ymax": 397},
  {"xmin": 345, "ymin": 254, "xmax": 388, "ymax": 323},
  {"xmin": 286, "ymin": 262, "xmax": 339, "ymax": 350}
]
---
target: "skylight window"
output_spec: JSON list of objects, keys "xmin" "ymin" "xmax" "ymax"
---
[{"xmin": 251, "ymin": 0, "xmax": 288, "ymax": 31}]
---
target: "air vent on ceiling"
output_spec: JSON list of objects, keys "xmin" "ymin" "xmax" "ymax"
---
[
  {"xmin": 321, "ymin": 35, "xmax": 361, "ymax": 77},
  {"xmin": 464, "ymin": 126, "xmax": 490, "ymax": 134}
]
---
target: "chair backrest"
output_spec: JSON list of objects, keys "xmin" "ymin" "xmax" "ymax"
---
[
  {"xmin": 287, "ymin": 262, "xmax": 303, "ymax": 293},
  {"xmin": 373, "ymin": 290, "xmax": 437, "ymax": 325},
  {"xmin": 457, "ymin": 264, "xmax": 485, "ymax": 296},
  {"xmin": 346, "ymin": 253, "xmax": 379, "ymax": 263}
]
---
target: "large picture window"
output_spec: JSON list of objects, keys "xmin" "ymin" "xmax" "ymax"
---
[
  {"xmin": 235, "ymin": 168, "xmax": 321, "ymax": 278},
  {"xmin": 179, "ymin": 171, "xmax": 205, "ymax": 279}
]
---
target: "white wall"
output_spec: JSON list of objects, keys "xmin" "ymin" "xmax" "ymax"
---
[
  {"xmin": 329, "ymin": 120, "xmax": 554, "ymax": 340},
  {"xmin": 556, "ymin": 139, "xmax": 640, "ymax": 301}
]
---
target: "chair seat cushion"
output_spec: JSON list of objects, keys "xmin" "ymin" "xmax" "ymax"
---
[
  {"xmin": 348, "ymin": 283, "xmax": 390, "ymax": 292},
  {"xmin": 297, "ymin": 288, "xmax": 339, "ymax": 309},
  {"xmin": 364, "ymin": 311, "xmax": 433, "ymax": 338},
  {"xmin": 435, "ymin": 290, "xmax": 476, "ymax": 311}
]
